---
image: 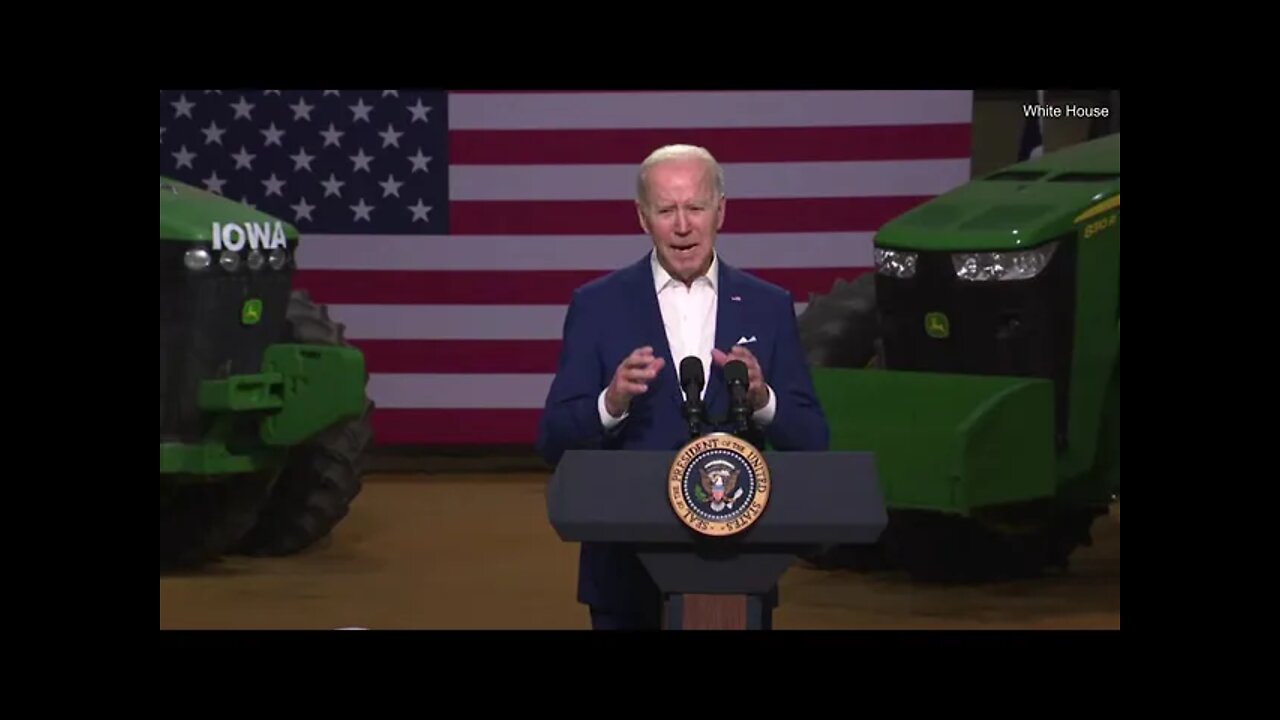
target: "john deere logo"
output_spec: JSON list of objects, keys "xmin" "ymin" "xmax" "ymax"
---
[
  {"xmin": 925, "ymin": 312, "xmax": 950, "ymax": 339},
  {"xmin": 668, "ymin": 433, "xmax": 770, "ymax": 537},
  {"xmin": 241, "ymin": 298, "xmax": 263, "ymax": 326}
]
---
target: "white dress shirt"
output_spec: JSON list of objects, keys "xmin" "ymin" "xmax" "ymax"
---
[{"xmin": 598, "ymin": 250, "xmax": 776, "ymax": 429}]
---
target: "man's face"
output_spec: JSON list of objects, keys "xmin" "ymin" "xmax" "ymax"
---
[{"xmin": 637, "ymin": 158, "xmax": 725, "ymax": 284}]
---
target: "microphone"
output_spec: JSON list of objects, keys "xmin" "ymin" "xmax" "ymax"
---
[
  {"xmin": 723, "ymin": 360, "xmax": 751, "ymax": 436},
  {"xmin": 679, "ymin": 356, "xmax": 707, "ymax": 438}
]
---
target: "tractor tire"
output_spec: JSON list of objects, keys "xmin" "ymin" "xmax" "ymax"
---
[
  {"xmin": 233, "ymin": 290, "xmax": 374, "ymax": 557},
  {"xmin": 795, "ymin": 274, "xmax": 1104, "ymax": 583},
  {"xmin": 160, "ymin": 471, "xmax": 276, "ymax": 571},
  {"xmin": 797, "ymin": 273, "xmax": 882, "ymax": 369},
  {"xmin": 882, "ymin": 506, "xmax": 1105, "ymax": 583},
  {"xmin": 795, "ymin": 273, "xmax": 892, "ymax": 571}
]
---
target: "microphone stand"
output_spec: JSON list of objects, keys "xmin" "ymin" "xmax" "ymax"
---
[
  {"xmin": 682, "ymin": 395, "xmax": 706, "ymax": 439},
  {"xmin": 679, "ymin": 357, "xmax": 707, "ymax": 440},
  {"xmin": 727, "ymin": 381, "xmax": 751, "ymax": 437},
  {"xmin": 723, "ymin": 360, "xmax": 758, "ymax": 443}
]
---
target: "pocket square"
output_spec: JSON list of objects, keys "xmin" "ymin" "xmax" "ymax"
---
[{"xmin": 736, "ymin": 335, "xmax": 757, "ymax": 345}]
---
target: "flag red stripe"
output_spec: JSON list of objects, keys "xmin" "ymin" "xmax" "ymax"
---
[
  {"xmin": 372, "ymin": 408, "xmax": 543, "ymax": 445},
  {"xmin": 355, "ymin": 339, "xmax": 563, "ymax": 373},
  {"xmin": 449, "ymin": 124, "xmax": 972, "ymax": 164},
  {"xmin": 296, "ymin": 267, "xmax": 871, "ymax": 305},
  {"xmin": 448, "ymin": 197, "xmax": 929, "ymax": 235}
]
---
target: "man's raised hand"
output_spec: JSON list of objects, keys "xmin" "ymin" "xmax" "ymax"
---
[
  {"xmin": 712, "ymin": 345, "xmax": 768, "ymax": 411},
  {"xmin": 604, "ymin": 346, "xmax": 665, "ymax": 418}
]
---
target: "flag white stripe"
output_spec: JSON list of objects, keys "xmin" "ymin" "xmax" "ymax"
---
[
  {"xmin": 296, "ymin": 232, "xmax": 875, "ymax": 271},
  {"xmin": 330, "ymin": 303, "xmax": 811, "ymax": 340},
  {"xmin": 448, "ymin": 159, "xmax": 970, "ymax": 201},
  {"xmin": 448, "ymin": 90, "xmax": 974, "ymax": 130},
  {"xmin": 369, "ymin": 373, "xmax": 553, "ymax": 409}
]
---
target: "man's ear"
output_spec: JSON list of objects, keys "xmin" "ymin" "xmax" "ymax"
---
[
  {"xmin": 716, "ymin": 195, "xmax": 726, "ymax": 232},
  {"xmin": 636, "ymin": 201, "xmax": 650, "ymax": 234}
]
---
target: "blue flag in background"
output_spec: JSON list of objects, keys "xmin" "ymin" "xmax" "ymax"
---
[{"xmin": 1018, "ymin": 89, "xmax": 1045, "ymax": 161}]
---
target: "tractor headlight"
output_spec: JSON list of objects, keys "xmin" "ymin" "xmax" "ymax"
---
[
  {"xmin": 268, "ymin": 248, "xmax": 288, "ymax": 270},
  {"xmin": 874, "ymin": 247, "xmax": 917, "ymax": 279},
  {"xmin": 952, "ymin": 241, "xmax": 1059, "ymax": 282},
  {"xmin": 247, "ymin": 249, "xmax": 265, "ymax": 271},
  {"xmin": 219, "ymin": 250, "xmax": 241, "ymax": 272},
  {"xmin": 184, "ymin": 248, "xmax": 211, "ymax": 271}
]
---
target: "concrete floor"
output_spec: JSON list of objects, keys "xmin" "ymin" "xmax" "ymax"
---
[{"xmin": 159, "ymin": 473, "xmax": 1120, "ymax": 630}]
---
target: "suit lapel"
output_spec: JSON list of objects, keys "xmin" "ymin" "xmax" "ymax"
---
[{"xmin": 708, "ymin": 259, "xmax": 740, "ymax": 412}]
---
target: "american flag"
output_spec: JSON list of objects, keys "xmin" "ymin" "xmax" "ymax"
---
[{"xmin": 159, "ymin": 89, "xmax": 973, "ymax": 447}]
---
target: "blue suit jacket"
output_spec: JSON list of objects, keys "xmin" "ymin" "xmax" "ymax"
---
[{"xmin": 536, "ymin": 253, "xmax": 829, "ymax": 612}]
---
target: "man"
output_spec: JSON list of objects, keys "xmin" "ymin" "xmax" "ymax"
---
[{"xmin": 535, "ymin": 144, "xmax": 829, "ymax": 630}]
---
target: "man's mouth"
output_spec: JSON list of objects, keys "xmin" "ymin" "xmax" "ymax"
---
[{"xmin": 671, "ymin": 243, "xmax": 696, "ymax": 255}]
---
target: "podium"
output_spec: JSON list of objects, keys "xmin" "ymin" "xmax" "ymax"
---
[{"xmin": 546, "ymin": 440, "xmax": 887, "ymax": 630}]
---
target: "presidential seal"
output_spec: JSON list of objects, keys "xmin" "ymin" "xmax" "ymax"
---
[{"xmin": 668, "ymin": 432, "xmax": 770, "ymax": 537}]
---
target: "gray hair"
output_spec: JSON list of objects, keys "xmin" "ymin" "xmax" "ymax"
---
[{"xmin": 636, "ymin": 144, "xmax": 724, "ymax": 204}]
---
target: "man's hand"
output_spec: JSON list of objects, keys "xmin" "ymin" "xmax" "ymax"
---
[
  {"xmin": 712, "ymin": 345, "xmax": 769, "ymax": 411},
  {"xmin": 604, "ymin": 346, "xmax": 666, "ymax": 418}
]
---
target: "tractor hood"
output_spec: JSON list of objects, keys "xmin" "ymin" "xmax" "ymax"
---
[
  {"xmin": 159, "ymin": 176, "xmax": 299, "ymax": 244},
  {"xmin": 875, "ymin": 133, "xmax": 1119, "ymax": 253}
]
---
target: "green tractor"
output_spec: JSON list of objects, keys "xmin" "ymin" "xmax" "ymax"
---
[
  {"xmin": 160, "ymin": 177, "xmax": 374, "ymax": 570},
  {"xmin": 798, "ymin": 133, "xmax": 1119, "ymax": 582}
]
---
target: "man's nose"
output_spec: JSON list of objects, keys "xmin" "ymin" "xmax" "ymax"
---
[{"xmin": 674, "ymin": 211, "xmax": 691, "ymax": 233}]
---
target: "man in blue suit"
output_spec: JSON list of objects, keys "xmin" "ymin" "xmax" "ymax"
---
[{"xmin": 535, "ymin": 144, "xmax": 830, "ymax": 630}]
